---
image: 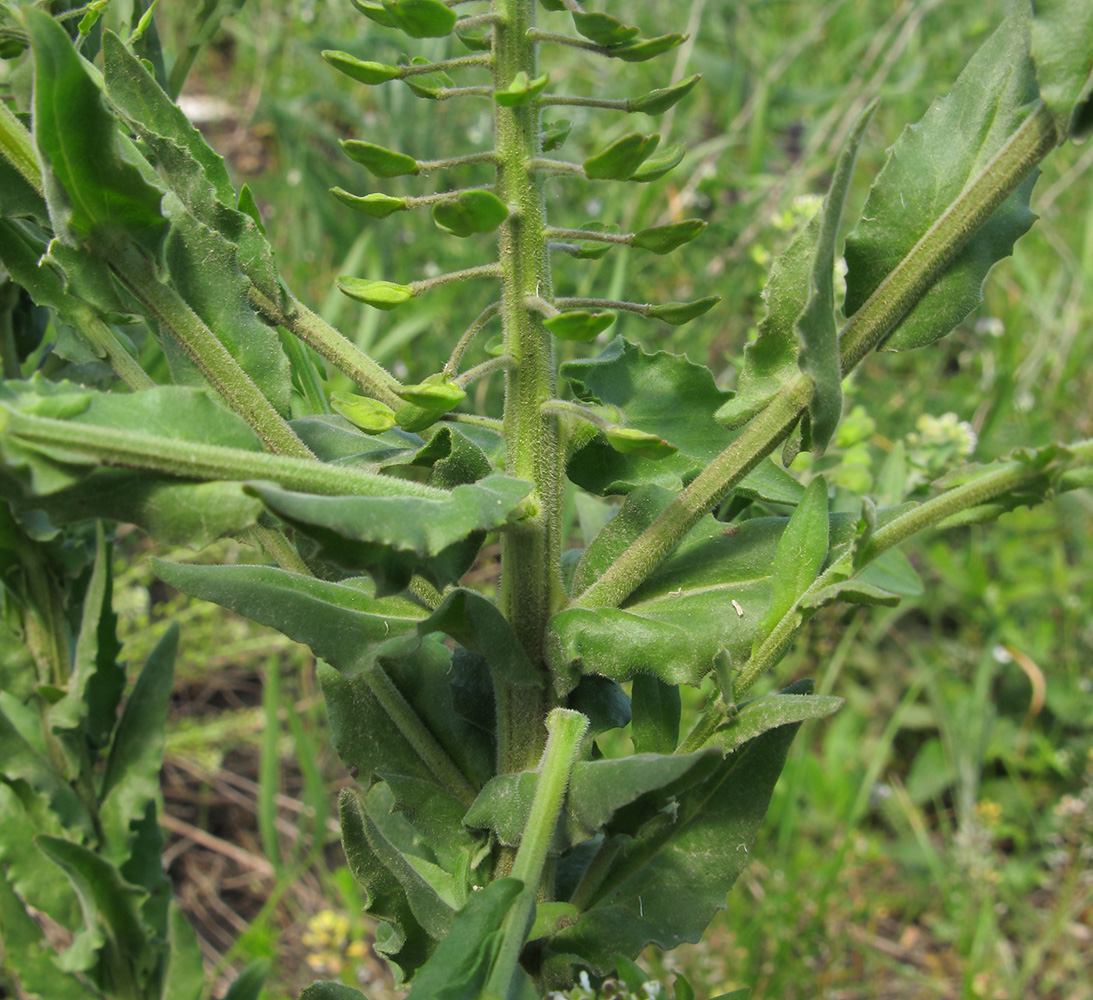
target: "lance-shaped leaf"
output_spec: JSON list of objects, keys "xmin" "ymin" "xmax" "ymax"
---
[
  {"xmin": 631, "ymin": 75, "xmax": 700, "ymax": 115},
  {"xmin": 26, "ymin": 11, "xmax": 167, "ymax": 257},
  {"xmin": 331, "ymin": 187, "xmax": 410, "ymax": 218},
  {"xmin": 289, "ymin": 414, "xmax": 421, "ymax": 470},
  {"xmin": 544, "ymin": 311, "xmax": 615, "ymax": 342},
  {"xmin": 341, "ymin": 139, "xmax": 420, "ymax": 177},
  {"xmin": 432, "ymin": 190, "xmax": 509, "ymax": 237},
  {"xmin": 1031, "ymin": 0, "xmax": 1093, "ymax": 140},
  {"xmin": 563, "ymin": 337, "xmax": 805, "ymax": 505},
  {"xmin": 494, "ymin": 71, "xmax": 550, "ymax": 107},
  {"xmin": 843, "ymin": 4, "xmax": 1041, "ymax": 351},
  {"xmin": 546, "ymin": 708, "xmax": 803, "ymax": 972},
  {"xmin": 161, "ymin": 903, "xmax": 204, "ymax": 1000},
  {"xmin": 704, "ymin": 682, "xmax": 843, "ymax": 755},
  {"xmin": 323, "ymin": 49, "xmax": 403, "ymax": 84},
  {"xmin": 584, "ymin": 133, "xmax": 660, "ymax": 180},
  {"xmin": 648, "ymin": 296, "xmax": 720, "ymax": 326},
  {"xmin": 631, "ymin": 219, "xmax": 706, "ymax": 254},
  {"xmin": 631, "ymin": 142, "xmax": 685, "ymax": 182},
  {"xmin": 755, "ymin": 476, "xmax": 829, "ymax": 646},
  {"xmin": 338, "ymin": 277, "xmax": 415, "ymax": 310},
  {"xmin": 572, "ymin": 12, "xmax": 641, "ymax": 46},
  {"xmin": 611, "ymin": 35, "xmax": 686, "ymax": 63},
  {"xmin": 464, "ymin": 749, "xmax": 720, "ymax": 849},
  {"xmin": 795, "ymin": 101, "xmax": 877, "ymax": 455}
]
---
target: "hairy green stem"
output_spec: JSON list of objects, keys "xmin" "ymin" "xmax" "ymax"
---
[
  {"xmin": 444, "ymin": 301, "xmax": 501, "ymax": 376},
  {"xmin": 248, "ymin": 286, "xmax": 403, "ymax": 410},
  {"xmin": 0, "ymin": 100, "xmax": 44, "ymax": 195},
  {"xmin": 570, "ymin": 100, "xmax": 1061, "ymax": 613},
  {"xmin": 494, "ymin": 0, "xmax": 562, "ymax": 772},
  {"xmin": 484, "ymin": 709, "xmax": 589, "ymax": 1000},
  {"xmin": 0, "ymin": 407, "xmax": 448, "ymax": 499},
  {"xmin": 109, "ymin": 246, "xmax": 313, "ymax": 459}
]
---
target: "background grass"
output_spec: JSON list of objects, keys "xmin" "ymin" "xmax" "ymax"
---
[{"xmin": 3, "ymin": 1, "xmax": 1091, "ymax": 997}]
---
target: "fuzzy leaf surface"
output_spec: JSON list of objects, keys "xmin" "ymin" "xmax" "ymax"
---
[
  {"xmin": 843, "ymin": 4, "xmax": 1041, "ymax": 350},
  {"xmin": 1031, "ymin": 0, "xmax": 1093, "ymax": 139}
]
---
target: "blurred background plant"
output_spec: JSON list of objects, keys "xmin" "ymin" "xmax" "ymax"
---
[{"xmin": 1, "ymin": 0, "xmax": 1090, "ymax": 997}]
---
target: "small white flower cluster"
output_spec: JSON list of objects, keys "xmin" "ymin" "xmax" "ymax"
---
[{"xmin": 546, "ymin": 970, "xmax": 666, "ymax": 1000}]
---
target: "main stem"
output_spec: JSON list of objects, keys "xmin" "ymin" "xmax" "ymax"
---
[{"xmin": 494, "ymin": 0, "xmax": 561, "ymax": 773}]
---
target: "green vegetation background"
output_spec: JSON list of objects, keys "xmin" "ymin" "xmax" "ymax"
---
[{"xmin": 3, "ymin": 1, "xmax": 1090, "ymax": 997}]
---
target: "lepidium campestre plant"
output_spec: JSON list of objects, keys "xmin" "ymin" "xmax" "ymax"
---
[{"xmin": 0, "ymin": 1, "xmax": 1091, "ymax": 998}]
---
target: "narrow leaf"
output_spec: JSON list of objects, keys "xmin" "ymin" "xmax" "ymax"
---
[
  {"xmin": 631, "ymin": 219, "xmax": 706, "ymax": 254},
  {"xmin": 338, "ymin": 277, "xmax": 415, "ymax": 310},
  {"xmin": 323, "ymin": 49, "xmax": 403, "ymax": 84},
  {"xmin": 331, "ymin": 187, "xmax": 409, "ymax": 218},
  {"xmin": 647, "ymin": 296, "xmax": 720, "ymax": 326},
  {"xmin": 705, "ymin": 686, "xmax": 843, "ymax": 755},
  {"xmin": 572, "ymin": 13, "xmax": 640, "ymax": 46},
  {"xmin": 631, "ymin": 75, "xmax": 700, "ymax": 115},
  {"xmin": 342, "ymin": 139, "xmax": 420, "ymax": 177},
  {"xmin": 611, "ymin": 35, "xmax": 686, "ymax": 63},
  {"xmin": 584, "ymin": 133, "xmax": 660, "ymax": 181}
]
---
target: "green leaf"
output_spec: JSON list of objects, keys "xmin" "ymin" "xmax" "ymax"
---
[
  {"xmin": 249, "ymin": 474, "xmax": 531, "ymax": 591},
  {"xmin": 572, "ymin": 12, "xmax": 641, "ymax": 46},
  {"xmin": 405, "ymin": 877, "xmax": 523, "ymax": 1000},
  {"xmin": 221, "ymin": 960, "xmax": 269, "ymax": 1000},
  {"xmin": 544, "ymin": 311, "xmax": 616, "ymax": 342},
  {"xmin": 323, "ymin": 49, "xmax": 403, "ymax": 84},
  {"xmin": 432, "ymin": 190, "xmax": 509, "ymax": 237},
  {"xmin": 1031, "ymin": 0, "xmax": 1093, "ymax": 140},
  {"xmin": 630, "ymin": 675, "xmax": 681, "ymax": 754},
  {"xmin": 795, "ymin": 101, "xmax": 877, "ymax": 455},
  {"xmin": 341, "ymin": 139, "xmax": 420, "ymax": 177},
  {"xmin": 541, "ymin": 119, "xmax": 572, "ymax": 151},
  {"xmin": 529, "ymin": 901, "xmax": 579, "ymax": 942},
  {"xmin": 553, "ymin": 222, "xmax": 621, "ymax": 260},
  {"xmin": 338, "ymin": 277, "xmax": 415, "ymax": 310},
  {"xmin": 385, "ymin": 0, "xmax": 457, "ymax": 38},
  {"xmin": 26, "ymin": 11, "xmax": 167, "ymax": 256},
  {"xmin": 566, "ymin": 675, "xmax": 631, "ymax": 738},
  {"xmin": 456, "ymin": 23, "xmax": 493, "ymax": 51},
  {"xmin": 331, "ymin": 187, "xmax": 410, "ymax": 218},
  {"xmin": 397, "ymin": 379, "xmax": 467, "ymax": 409},
  {"xmin": 630, "ymin": 141, "xmax": 686, "ymax": 182},
  {"xmin": 603, "ymin": 426, "xmax": 677, "ymax": 460},
  {"xmin": 632, "ymin": 218, "xmax": 706, "ymax": 254},
  {"xmin": 161, "ymin": 902, "xmax": 205, "ymax": 1000},
  {"xmin": 494, "ymin": 70, "xmax": 550, "ymax": 107},
  {"xmin": 98, "ymin": 625, "xmax": 177, "ymax": 864},
  {"xmin": 843, "ymin": 4, "xmax": 1041, "ymax": 350},
  {"xmin": 301, "ymin": 984, "xmax": 369, "ymax": 1000},
  {"xmin": 705, "ymin": 683, "xmax": 843, "ymax": 754},
  {"xmin": 584, "ymin": 133, "xmax": 660, "ymax": 180},
  {"xmin": 610, "ymin": 34, "xmax": 686, "ymax": 63},
  {"xmin": 330, "ymin": 391, "xmax": 398, "ymax": 433},
  {"xmin": 402, "ymin": 56, "xmax": 454, "ymax": 98},
  {"xmin": 350, "ymin": 0, "xmax": 399, "ymax": 27},
  {"xmin": 756, "ymin": 476, "xmax": 829, "ymax": 644},
  {"xmin": 547, "ymin": 716, "xmax": 803, "ymax": 971},
  {"xmin": 647, "ymin": 296, "xmax": 720, "ymax": 326},
  {"xmin": 631, "ymin": 75, "xmax": 700, "ymax": 115},
  {"xmin": 563, "ymin": 337, "xmax": 802, "ymax": 504}
]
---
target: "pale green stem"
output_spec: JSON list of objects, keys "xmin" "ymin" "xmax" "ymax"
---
[
  {"xmin": 553, "ymin": 296, "xmax": 652, "ymax": 317},
  {"xmin": 243, "ymin": 525, "xmax": 313, "ymax": 575},
  {"xmin": 545, "ymin": 226, "xmax": 631, "ymax": 245},
  {"xmin": 540, "ymin": 398, "xmax": 613, "ymax": 431},
  {"xmin": 0, "ymin": 407, "xmax": 448, "ymax": 500},
  {"xmin": 67, "ymin": 300, "xmax": 156, "ymax": 391},
  {"xmin": 410, "ymin": 263, "xmax": 502, "ymax": 295},
  {"xmin": 248, "ymin": 286, "xmax": 403, "ymax": 410},
  {"xmin": 570, "ymin": 101, "xmax": 1061, "ymax": 613},
  {"xmin": 434, "ymin": 85, "xmax": 495, "ymax": 100},
  {"xmin": 418, "ymin": 150, "xmax": 499, "ymax": 172},
  {"xmin": 737, "ymin": 440, "xmax": 1093, "ymax": 697},
  {"xmin": 444, "ymin": 301, "xmax": 502, "ymax": 376},
  {"xmin": 109, "ymin": 245, "xmax": 313, "ymax": 459},
  {"xmin": 400, "ymin": 53, "xmax": 492, "ymax": 78},
  {"xmin": 484, "ymin": 709, "xmax": 589, "ymax": 1000},
  {"xmin": 0, "ymin": 100, "xmax": 44, "ymax": 195},
  {"xmin": 494, "ymin": 0, "xmax": 563, "ymax": 773},
  {"xmin": 455, "ymin": 354, "xmax": 512, "ymax": 388}
]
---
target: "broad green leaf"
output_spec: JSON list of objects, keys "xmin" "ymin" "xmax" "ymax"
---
[
  {"xmin": 630, "ymin": 675, "xmax": 681, "ymax": 754},
  {"xmin": 338, "ymin": 277, "xmax": 415, "ymax": 310},
  {"xmin": 342, "ymin": 139, "xmax": 420, "ymax": 177},
  {"xmin": 161, "ymin": 902, "xmax": 205, "ymax": 1000},
  {"xmin": 151, "ymin": 562, "xmax": 427, "ymax": 672},
  {"xmin": 584, "ymin": 133, "xmax": 660, "ymax": 180},
  {"xmin": 631, "ymin": 142, "xmax": 685, "ymax": 182},
  {"xmin": 572, "ymin": 13, "xmax": 640, "ymax": 46},
  {"xmin": 247, "ymin": 473, "xmax": 532, "ymax": 591},
  {"xmin": 544, "ymin": 311, "xmax": 615, "ymax": 342},
  {"xmin": 323, "ymin": 49, "xmax": 403, "ymax": 84},
  {"xmin": 705, "ymin": 683, "xmax": 843, "ymax": 754},
  {"xmin": 432, "ymin": 190, "xmax": 509, "ymax": 237},
  {"xmin": 1031, "ymin": 0, "xmax": 1093, "ymax": 140},
  {"xmin": 631, "ymin": 218, "xmax": 706, "ymax": 254},
  {"xmin": 36, "ymin": 835, "xmax": 150, "ymax": 979},
  {"xmin": 385, "ymin": 0, "xmax": 457, "ymax": 38},
  {"xmin": 221, "ymin": 960, "xmax": 269, "ymax": 1000},
  {"xmin": 26, "ymin": 11, "xmax": 167, "ymax": 257},
  {"xmin": 795, "ymin": 101, "xmax": 877, "ymax": 454},
  {"xmin": 563, "ymin": 337, "xmax": 804, "ymax": 504},
  {"xmin": 331, "ymin": 187, "xmax": 410, "ymax": 218},
  {"xmin": 547, "ymin": 715, "xmax": 803, "ymax": 971},
  {"xmin": 647, "ymin": 295, "xmax": 720, "ymax": 326},
  {"xmin": 631, "ymin": 75, "xmax": 700, "ymax": 115},
  {"xmin": 756, "ymin": 476, "xmax": 829, "ymax": 644},
  {"xmin": 405, "ymin": 877, "xmax": 523, "ymax": 1000},
  {"xmin": 0, "ymin": 872, "xmax": 96, "ymax": 1000},
  {"xmin": 98, "ymin": 625, "xmax": 177, "ymax": 864},
  {"xmin": 290, "ymin": 414, "xmax": 421, "ymax": 469},
  {"xmin": 843, "ymin": 4, "xmax": 1041, "ymax": 350},
  {"xmin": 494, "ymin": 71, "xmax": 550, "ymax": 107},
  {"xmin": 383, "ymin": 773, "xmax": 484, "ymax": 874}
]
